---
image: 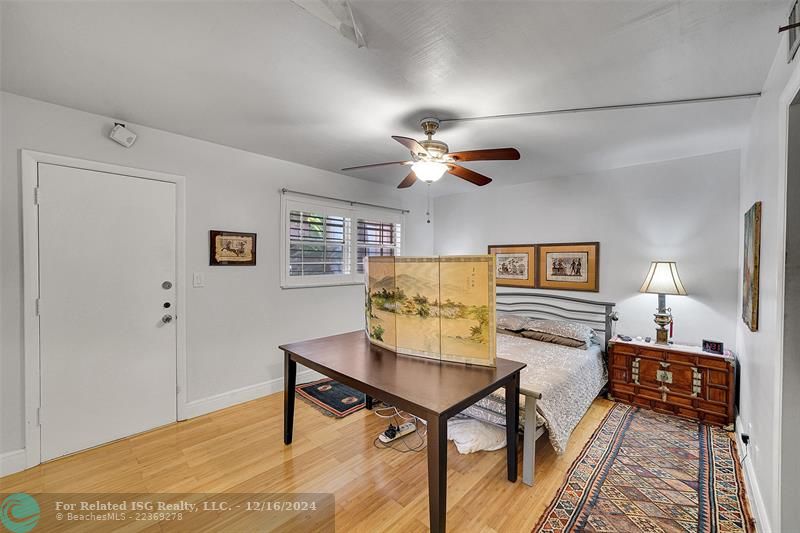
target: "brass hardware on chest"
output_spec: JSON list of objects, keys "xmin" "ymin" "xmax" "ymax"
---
[
  {"xmin": 608, "ymin": 341, "xmax": 736, "ymax": 428},
  {"xmin": 656, "ymin": 369, "xmax": 673, "ymax": 383},
  {"xmin": 656, "ymin": 361, "xmax": 672, "ymax": 384},
  {"xmin": 692, "ymin": 367, "xmax": 702, "ymax": 397},
  {"xmin": 659, "ymin": 384, "xmax": 670, "ymax": 402}
]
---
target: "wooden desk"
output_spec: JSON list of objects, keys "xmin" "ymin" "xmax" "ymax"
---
[{"xmin": 280, "ymin": 331, "xmax": 526, "ymax": 533}]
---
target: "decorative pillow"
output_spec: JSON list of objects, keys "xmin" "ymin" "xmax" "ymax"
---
[
  {"xmin": 497, "ymin": 328, "xmax": 525, "ymax": 338},
  {"xmin": 519, "ymin": 329, "xmax": 587, "ymax": 348},
  {"xmin": 520, "ymin": 319, "xmax": 596, "ymax": 350},
  {"xmin": 496, "ymin": 312, "xmax": 529, "ymax": 332}
]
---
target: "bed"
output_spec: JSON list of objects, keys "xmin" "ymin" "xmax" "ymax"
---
[{"xmin": 460, "ymin": 290, "xmax": 618, "ymax": 486}]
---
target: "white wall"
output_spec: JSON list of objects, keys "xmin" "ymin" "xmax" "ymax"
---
[
  {"xmin": 433, "ymin": 151, "xmax": 741, "ymax": 347},
  {"xmin": 737, "ymin": 36, "xmax": 800, "ymax": 533},
  {"xmin": 0, "ymin": 92, "xmax": 434, "ymax": 455}
]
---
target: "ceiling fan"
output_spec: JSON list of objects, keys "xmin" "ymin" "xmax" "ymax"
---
[{"xmin": 342, "ymin": 118, "xmax": 521, "ymax": 188}]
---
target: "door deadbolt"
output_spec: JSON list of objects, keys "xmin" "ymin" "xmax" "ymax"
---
[{"xmin": 162, "ymin": 281, "xmax": 173, "ymax": 290}]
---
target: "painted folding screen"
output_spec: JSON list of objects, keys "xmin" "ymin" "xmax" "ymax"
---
[{"xmin": 364, "ymin": 255, "xmax": 496, "ymax": 367}]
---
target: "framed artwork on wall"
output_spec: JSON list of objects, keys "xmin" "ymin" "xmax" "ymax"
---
[
  {"xmin": 742, "ymin": 201, "xmax": 761, "ymax": 331},
  {"xmin": 537, "ymin": 242, "xmax": 599, "ymax": 292},
  {"xmin": 209, "ymin": 230, "xmax": 257, "ymax": 266},
  {"xmin": 487, "ymin": 244, "xmax": 536, "ymax": 288}
]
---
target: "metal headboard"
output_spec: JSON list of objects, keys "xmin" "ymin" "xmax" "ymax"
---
[{"xmin": 496, "ymin": 289, "xmax": 619, "ymax": 350}]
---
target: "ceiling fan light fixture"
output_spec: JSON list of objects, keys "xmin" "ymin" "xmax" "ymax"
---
[{"xmin": 412, "ymin": 161, "xmax": 448, "ymax": 183}]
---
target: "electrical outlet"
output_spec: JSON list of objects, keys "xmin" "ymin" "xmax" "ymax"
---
[{"xmin": 193, "ymin": 272, "xmax": 205, "ymax": 288}]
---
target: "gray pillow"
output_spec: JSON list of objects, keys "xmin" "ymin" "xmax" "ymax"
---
[
  {"xmin": 496, "ymin": 312, "xmax": 529, "ymax": 332},
  {"xmin": 521, "ymin": 319, "xmax": 596, "ymax": 350},
  {"xmin": 519, "ymin": 329, "xmax": 587, "ymax": 349},
  {"xmin": 497, "ymin": 328, "xmax": 525, "ymax": 338}
]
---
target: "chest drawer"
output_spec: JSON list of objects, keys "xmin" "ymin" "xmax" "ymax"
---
[{"xmin": 608, "ymin": 341, "xmax": 735, "ymax": 428}]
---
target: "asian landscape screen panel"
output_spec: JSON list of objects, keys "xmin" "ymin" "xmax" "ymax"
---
[
  {"xmin": 364, "ymin": 256, "xmax": 397, "ymax": 351},
  {"xmin": 364, "ymin": 255, "xmax": 497, "ymax": 367},
  {"xmin": 439, "ymin": 256, "xmax": 496, "ymax": 366}
]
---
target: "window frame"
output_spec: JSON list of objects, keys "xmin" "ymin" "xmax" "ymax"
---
[{"xmin": 280, "ymin": 194, "xmax": 404, "ymax": 289}]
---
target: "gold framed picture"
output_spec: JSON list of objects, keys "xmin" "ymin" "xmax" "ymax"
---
[
  {"xmin": 210, "ymin": 230, "xmax": 256, "ymax": 266},
  {"xmin": 742, "ymin": 201, "xmax": 761, "ymax": 331},
  {"xmin": 537, "ymin": 242, "xmax": 599, "ymax": 292},
  {"xmin": 487, "ymin": 244, "xmax": 536, "ymax": 288}
]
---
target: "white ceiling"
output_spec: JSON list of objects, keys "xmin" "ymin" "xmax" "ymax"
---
[{"xmin": 0, "ymin": 1, "xmax": 787, "ymax": 195}]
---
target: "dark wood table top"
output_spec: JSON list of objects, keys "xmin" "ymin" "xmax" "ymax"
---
[{"xmin": 280, "ymin": 331, "xmax": 526, "ymax": 419}]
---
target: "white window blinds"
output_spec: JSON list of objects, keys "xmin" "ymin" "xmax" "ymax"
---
[
  {"xmin": 281, "ymin": 194, "xmax": 404, "ymax": 288},
  {"xmin": 356, "ymin": 218, "xmax": 402, "ymax": 273},
  {"xmin": 289, "ymin": 211, "xmax": 351, "ymax": 277}
]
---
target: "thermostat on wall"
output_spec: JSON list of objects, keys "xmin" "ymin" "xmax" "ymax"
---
[{"xmin": 110, "ymin": 123, "xmax": 137, "ymax": 148}]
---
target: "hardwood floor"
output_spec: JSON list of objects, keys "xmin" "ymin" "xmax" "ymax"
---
[{"xmin": 0, "ymin": 392, "xmax": 614, "ymax": 532}]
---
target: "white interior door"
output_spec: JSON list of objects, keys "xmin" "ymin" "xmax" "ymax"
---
[{"xmin": 38, "ymin": 163, "xmax": 177, "ymax": 461}]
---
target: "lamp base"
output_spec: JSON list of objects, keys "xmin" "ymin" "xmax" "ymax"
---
[{"xmin": 652, "ymin": 293, "xmax": 672, "ymax": 345}]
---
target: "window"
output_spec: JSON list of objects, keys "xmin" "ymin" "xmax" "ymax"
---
[
  {"xmin": 281, "ymin": 194, "xmax": 403, "ymax": 288},
  {"xmin": 356, "ymin": 218, "xmax": 402, "ymax": 273},
  {"xmin": 289, "ymin": 211, "xmax": 351, "ymax": 277}
]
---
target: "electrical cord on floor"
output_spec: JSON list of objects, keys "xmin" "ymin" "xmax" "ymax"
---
[
  {"xmin": 739, "ymin": 434, "xmax": 750, "ymax": 465},
  {"xmin": 739, "ymin": 444, "xmax": 749, "ymax": 465},
  {"xmin": 372, "ymin": 409, "xmax": 428, "ymax": 453}
]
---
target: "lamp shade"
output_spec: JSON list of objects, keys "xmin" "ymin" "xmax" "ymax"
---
[{"xmin": 639, "ymin": 261, "xmax": 687, "ymax": 295}]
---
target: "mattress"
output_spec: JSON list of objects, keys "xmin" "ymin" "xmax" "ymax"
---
[{"xmin": 460, "ymin": 333, "xmax": 607, "ymax": 454}]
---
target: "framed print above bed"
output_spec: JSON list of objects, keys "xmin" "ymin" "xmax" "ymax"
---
[
  {"xmin": 487, "ymin": 244, "xmax": 536, "ymax": 288},
  {"xmin": 209, "ymin": 230, "xmax": 257, "ymax": 266},
  {"xmin": 537, "ymin": 242, "xmax": 599, "ymax": 292}
]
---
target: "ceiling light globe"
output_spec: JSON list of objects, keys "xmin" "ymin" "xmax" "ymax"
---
[{"xmin": 412, "ymin": 161, "xmax": 448, "ymax": 183}]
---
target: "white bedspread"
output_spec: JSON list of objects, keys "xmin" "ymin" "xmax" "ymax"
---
[{"xmin": 461, "ymin": 333, "xmax": 607, "ymax": 454}]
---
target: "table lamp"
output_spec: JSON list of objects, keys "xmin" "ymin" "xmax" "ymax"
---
[{"xmin": 639, "ymin": 261, "xmax": 687, "ymax": 344}]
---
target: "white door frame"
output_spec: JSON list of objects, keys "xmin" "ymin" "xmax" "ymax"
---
[
  {"xmin": 21, "ymin": 150, "xmax": 188, "ymax": 468},
  {"xmin": 768, "ymin": 51, "xmax": 800, "ymax": 532}
]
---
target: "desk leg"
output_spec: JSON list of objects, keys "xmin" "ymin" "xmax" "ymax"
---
[
  {"xmin": 426, "ymin": 415, "xmax": 447, "ymax": 533},
  {"xmin": 505, "ymin": 372, "xmax": 520, "ymax": 482},
  {"xmin": 365, "ymin": 395, "xmax": 373, "ymax": 410},
  {"xmin": 284, "ymin": 352, "xmax": 296, "ymax": 445}
]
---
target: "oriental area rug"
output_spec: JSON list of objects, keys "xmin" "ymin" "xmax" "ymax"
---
[
  {"xmin": 534, "ymin": 403, "xmax": 755, "ymax": 532},
  {"xmin": 295, "ymin": 378, "xmax": 365, "ymax": 418}
]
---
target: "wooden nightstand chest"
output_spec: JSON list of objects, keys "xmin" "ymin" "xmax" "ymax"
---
[{"xmin": 608, "ymin": 338, "xmax": 736, "ymax": 429}]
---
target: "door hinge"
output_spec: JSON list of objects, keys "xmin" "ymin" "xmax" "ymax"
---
[
  {"xmin": 36, "ymin": 407, "xmax": 41, "ymax": 426},
  {"xmin": 35, "ymin": 298, "xmax": 41, "ymax": 316},
  {"xmin": 34, "ymin": 187, "xmax": 40, "ymax": 205},
  {"xmin": 176, "ymin": 384, "xmax": 180, "ymax": 396}
]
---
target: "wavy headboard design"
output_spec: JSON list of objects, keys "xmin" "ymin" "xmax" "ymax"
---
[{"xmin": 496, "ymin": 289, "xmax": 619, "ymax": 350}]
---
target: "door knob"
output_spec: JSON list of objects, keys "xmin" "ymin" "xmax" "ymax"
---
[{"xmin": 161, "ymin": 314, "xmax": 173, "ymax": 324}]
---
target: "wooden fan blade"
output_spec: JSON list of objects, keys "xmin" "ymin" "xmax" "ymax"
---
[
  {"xmin": 397, "ymin": 172, "xmax": 417, "ymax": 189},
  {"xmin": 447, "ymin": 164, "xmax": 492, "ymax": 186},
  {"xmin": 448, "ymin": 148, "xmax": 520, "ymax": 162},
  {"xmin": 341, "ymin": 161, "xmax": 411, "ymax": 171},
  {"xmin": 392, "ymin": 136, "xmax": 429, "ymax": 156}
]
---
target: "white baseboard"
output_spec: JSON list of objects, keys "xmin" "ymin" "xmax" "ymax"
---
[
  {"xmin": 0, "ymin": 369, "xmax": 329, "ymax": 477},
  {"xmin": 736, "ymin": 415, "xmax": 771, "ymax": 533},
  {"xmin": 0, "ymin": 449, "xmax": 27, "ymax": 477},
  {"xmin": 181, "ymin": 368, "xmax": 324, "ymax": 420}
]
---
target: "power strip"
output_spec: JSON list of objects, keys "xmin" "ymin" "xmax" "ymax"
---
[{"xmin": 378, "ymin": 422, "xmax": 417, "ymax": 444}]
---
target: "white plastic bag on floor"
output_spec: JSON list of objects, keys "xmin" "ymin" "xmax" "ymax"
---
[{"xmin": 447, "ymin": 417, "xmax": 506, "ymax": 454}]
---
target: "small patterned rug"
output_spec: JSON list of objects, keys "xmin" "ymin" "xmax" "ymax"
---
[
  {"xmin": 295, "ymin": 378, "xmax": 365, "ymax": 418},
  {"xmin": 534, "ymin": 403, "xmax": 755, "ymax": 533}
]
